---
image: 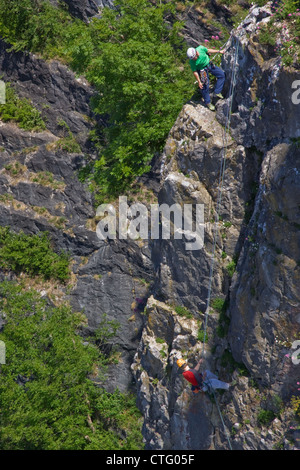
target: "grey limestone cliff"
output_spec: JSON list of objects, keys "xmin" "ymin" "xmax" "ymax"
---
[
  {"xmin": 132, "ymin": 4, "xmax": 300, "ymax": 450},
  {"xmin": 0, "ymin": 2, "xmax": 299, "ymax": 451}
]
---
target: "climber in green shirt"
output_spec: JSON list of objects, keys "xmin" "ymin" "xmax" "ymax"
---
[{"xmin": 187, "ymin": 45, "xmax": 225, "ymax": 111}]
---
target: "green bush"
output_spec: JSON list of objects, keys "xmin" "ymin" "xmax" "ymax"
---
[
  {"xmin": 0, "ymin": 0, "xmax": 79, "ymax": 56},
  {"xmin": 55, "ymin": 119, "xmax": 82, "ymax": 153},
  {"xmin": 211, "ymin": 297, "xmax": 230, "ymax": 338},
  {"xmin": 220, "ymin": 349, "xmax": 249, "ymax": 376},
  {"xmin": 0, "ymin": 281, "xmax": 143, "ymax": 450},
  {"xmin": 291, "ymin": 396, "xmax": 300, "ymax": 419},
  {"xmin": 258, "ymin": 0, "xmax": 300, "ymax": 66},
  {"xmin": 257, "ymin": 409, "xmax": 276, "ymax": 427},
  {"xmin": 0, "ymin": 226, "xmax": 70, "ymax": 282},
  {"xmin": 197, "ymin": 329, "xmax": 208, "ymax": 343},
  {"xmin": 0, "ymin": 83, "xmax": 46, "ymax": 132},
  {"xmin": 226, "ymin": 260, "xmax": 236, "ymax": 277},
  {"xmin": 211, "ymin": 298, "xmax": 227, "ymax": 313},
  {"xmin": 175, "ymin": 305, "xmax": 193, "ymax": 319}
]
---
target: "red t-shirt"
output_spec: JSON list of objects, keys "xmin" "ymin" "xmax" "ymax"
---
[{"xmin": 183, "ymin": 370, "xmax": 199, "ymax": 386}]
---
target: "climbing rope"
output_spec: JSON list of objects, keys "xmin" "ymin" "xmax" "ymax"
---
[
  {"xmin": 202, "ymin": 33, "xmax": 240, "ymax": 355},
  {"xmin": 200, "ymin": 34, "xmax": 240, "ymax": 451},
  {"xmin": 211, "ymin": 385, "xmax": 233, "ymax": 450}
]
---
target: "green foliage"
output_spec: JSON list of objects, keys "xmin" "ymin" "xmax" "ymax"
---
[
  {"xmin": 0, "ymin": 1, "xmax": 195, "ymax": 199},
  {"xmin": 0, "ymin": 281, "xmax": 143, "ymax": 450},
  {"xmin": 83, "ymin": 0, "xmax": 193, "ymax": 200},
  {"xmin": 4, "ymin": 161, "xmax": 26, "ymax": 176},
  {"xmin": 211, "ymin": 298, "xmax": 226, "ymax": 313},
  {"xmin": 156, "ymin": 337, "xmax": 165, "ymax": 344},
  {"xmin": 211, "ymin": 297, "xmax": 230, "ymax": 338},
  {"xmin": 30, "ymin": 171, "xmax": 65, "ymax": 190},
  {"xmin": 258, "ymin": 0, "xmax": 300, "ymax": 66},
  {"xmin": 257, "ymin": 409, "xmax": 276, "ymax": 427},
  {"xmin": 5, "ymin": 0, "xmax": 260, "ymax": 201},
  {"xmin": 93, "ymin": 313, "xmax": 120, "ymax": 358},
  {"xmin": 0, "ymin": 83, "xmax": 46, "ymax": 131},
  {"xmin": 226, "ymin": 259, "xmax": 236, "ymax": 277},
  {"xmin": 291, "ymin": 396, "xmax": 300, "ymax": 419},
  {"xmin": 0, "ymin": 0, "xmax": 82, "ymax": 57},
  {"xmin": 56, "ymin": 132, "xmax": 81, "ymax": 153},
  {"xmin": 174, "ymin": 305, "xmax": 193, "ymax": 319},
  {"xmin": 197, "ymin": 328, "xmax": 208, "ymax": 343},
  {"xmin": 291, "ymin": 137, "xmax": 300, "ymax": 148},
  {"xmin": 0, "ymin": 226, "xmax": 70, "ymax": 282},
  {"xmin": 220, "ymin": 349, "xmax": 249, "ymax": 376},
  {"xmin": 55, "ymin": 119, "xmax": 82, "ymax": 153}
]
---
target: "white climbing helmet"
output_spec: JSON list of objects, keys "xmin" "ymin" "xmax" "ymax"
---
[{"xmin": 187, "ymin": 47, "xmax": 197, "ymax": 59}]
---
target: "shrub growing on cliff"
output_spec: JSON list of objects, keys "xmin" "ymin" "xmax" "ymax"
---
[
  {"xmin": 0, "ymin": 282, "xmax": 143, "ymax": 450},
  {"xmin": 175, "ymin": 305, "xmax": 193, "ymax": 319},
  {"xmin": 0, "ymin": 227, "xmax": 70, "ymax": 282},
  {"xmin": 0, "ymin": 0, "xmax": 79, "ymax": 55},
  {"xmin": 0, "ymin": 83, "xmax": 46, "ymax": 132},
  {"xmin": 291, "ymin": 396, "xmax": 300, "ymax": 419},
  {"xmin": 258, "ymin": 0, "xmax": 300, "ymax": 66},
  {"xmin": 257, "ymin": 409, "xmax": 276, "ymax": 426}
]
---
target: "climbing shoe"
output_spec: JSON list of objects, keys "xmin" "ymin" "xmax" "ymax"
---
[
  {"xmin": 207, "ymin": 103, "xmax": 215, "ymax": 111},
  {"xmin": 215, "ymin": 93, "xmax": 224, "ymax": 99}
]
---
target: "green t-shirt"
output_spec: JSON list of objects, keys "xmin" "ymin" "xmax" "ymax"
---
[{"xmin": 189, "ymin": 45, "xmax": 210, "ymax": 72}]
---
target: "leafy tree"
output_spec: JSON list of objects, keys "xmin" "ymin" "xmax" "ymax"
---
[
  {"xmin": 0, "ymin": 0, "xmax": 194, "ymax": 198},
  {"xmin": 0, "ymin": 282, "xmax": 143, "ymax": 450},
  {"xmin": 85, "ymin": 0, "xmax": 193, "ymax": 199}
]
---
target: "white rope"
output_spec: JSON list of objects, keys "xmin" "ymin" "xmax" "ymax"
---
[
  {"xmin": 202, "ymin": 35, "xmax": 240, "ymax": 356},
  {"xmin": 200, "ymin": 35, "xmax": 240, "ymax": 451},
  {"xmin": 211, "ymin": 384, "xmax": 233, "ymax": 450}
]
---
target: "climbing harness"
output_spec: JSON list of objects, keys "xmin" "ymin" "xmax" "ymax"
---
[
  {"xmin": 200, "ymin": 33, "xmax": 240, "ymax": 451},
  {"xmin": 199, "ymin": 68, "xmax": 209, "ymax": 86},
  {"xmin": 194, "ymin": 39, "xmax": 228, "ymax": 87}
]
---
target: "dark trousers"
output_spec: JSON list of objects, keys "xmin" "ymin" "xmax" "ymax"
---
[{"xmin": 197, "ymin": 63, "xmax": 225, "ymax": 104}]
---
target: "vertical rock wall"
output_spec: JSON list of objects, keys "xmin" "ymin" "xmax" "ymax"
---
[
  {"xmin": 132, "ymin": 4, "xmax": 300, "ymax": 450},
  {"xmin": 0, "ymin": 1, "xmax": 299, "ymax": 450}
]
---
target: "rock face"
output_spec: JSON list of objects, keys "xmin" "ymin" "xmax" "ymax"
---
[
  {"xmin": 0, "ymin": 38, "xmax": 96, "ymax": 148},
  {"xmin": 62, "ymin": 0, "xmax": 99, "ymax": 22},
  {"xmin": 132, "ymin": 4, "xmax": 300, "ymax": 450},
  {"xmin": 179, "ymin": 0, "xmax": 233, "ymax": 48},
  {"xmin": 49, "ymin": 0, "xmax": 115, "ymax": 22},
  {"xmin": 132, "ymin": 296, "xmax": 218, "ymax": 450},
  {"xmin": 0, "ymin": 33, "xmax": 152, "ymax": 393},
  {"xmin": 0, "ymin": 2, "xmax": 299, "ymax": 450},
  {"xmin": 150, "ymin": 103, "xmax": 260, "ymax": 313}
]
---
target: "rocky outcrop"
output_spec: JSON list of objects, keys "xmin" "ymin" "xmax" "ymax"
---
[
  {"xmin": 0, "ymin": 38, "xmax": 96, "ymax": 148},
  {"xmin": 0, "ymin": 33, "xmax": 153, "ymax": 393},
  {"xmin": 0, "ymin": 1, "xmax": 299, "ymax": 450},
  {"xmin": 179, "ymin": 0, "xmax": 233, "ymax": 48},
  {"xmin": 229, "ymin": 142, "xmax": 300, "ymax": 388},
  {"xmin": 222, "ymin": 5, "xmax": 300, "ymax": 395},
  {"xmin": 49, "ymin": 0, "xmax": 115, "ymax": 22},
  {"xmin": 217, "ymin": 6, "xmax": 300, "ymax": 147},
  {"xmin": 132, "ymin": 296, "xmax": 221, "ymax": 450},
  {"xmin": 150, "ymin": 103, "xmax": 261, "ymax": 313},
  {"xmin": 62, "ymin": 0, "xmax": 99, "ymax": 22},
  {"xmin": 132, "ymin": 3, "xmax": 300, "ymax": 450}
]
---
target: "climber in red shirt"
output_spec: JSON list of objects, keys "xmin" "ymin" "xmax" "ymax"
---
[{"xmin": 177, "ymin": 357, "xmax": 230, "ymax": 394}]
